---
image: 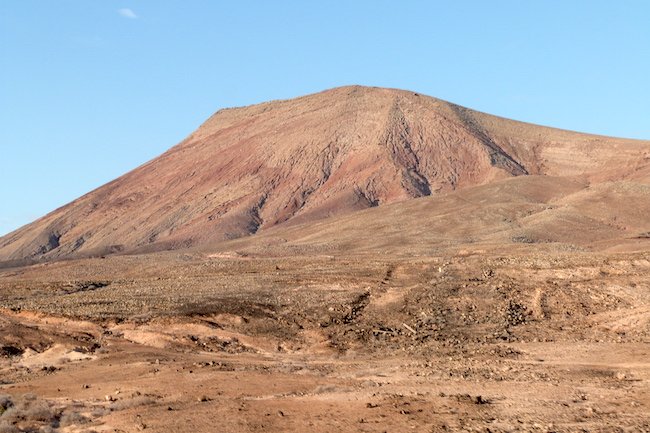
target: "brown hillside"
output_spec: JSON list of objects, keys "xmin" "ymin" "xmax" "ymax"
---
[
  {"xmin": 1, "ymin": 86, "xmax": 649, "ymax": 262},
  {"xmin": 217, "ymin": 175, "xmax": 650, "ymax": 258}
]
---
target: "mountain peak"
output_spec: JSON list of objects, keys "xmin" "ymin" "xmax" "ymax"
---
[{"xmin": 1, "ymin": 86, "xmax": 649, "ymax": 263}]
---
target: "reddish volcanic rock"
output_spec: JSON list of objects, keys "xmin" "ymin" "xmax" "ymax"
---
[{"xmin": 1, "ymin": 86, "xmax": 649, "ymax": 262}]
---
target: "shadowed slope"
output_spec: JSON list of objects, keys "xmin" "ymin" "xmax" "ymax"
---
[{"xmin": 1, "ymin": 86, "xmax": 649, "ymax": 262}]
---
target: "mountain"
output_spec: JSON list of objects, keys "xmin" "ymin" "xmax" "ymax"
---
[{"xmin": 2, "ymin": 86, "xmax": 650, "ymax": 263}]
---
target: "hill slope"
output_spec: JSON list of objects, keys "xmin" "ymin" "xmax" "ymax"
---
[
  {"xmin": 2, "ymin": 86, "xmax": 649, "ymax": 262},
  {"xmin": 217, "ymin": 175, "xmax": 650, "ymax": 257}
]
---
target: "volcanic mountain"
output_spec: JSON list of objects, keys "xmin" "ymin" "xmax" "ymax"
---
[{"xmin": 2, "ymin": 86, "xmax": 650, "ymax": 262}]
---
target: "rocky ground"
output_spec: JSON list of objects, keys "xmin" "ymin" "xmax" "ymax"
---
[{"xmin": 1, "ymin": 250, "xmax": 649, "ymax": 432}]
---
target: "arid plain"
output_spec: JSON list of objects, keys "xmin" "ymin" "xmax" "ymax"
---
[{"xmin": 1, "ymin": 87, "xmax": 649, "ymax": 432}]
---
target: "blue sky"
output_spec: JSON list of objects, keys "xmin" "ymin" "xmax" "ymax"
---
[{"xmin": 1, "ymin": 1, "xmax": 649, "ymax": 236}]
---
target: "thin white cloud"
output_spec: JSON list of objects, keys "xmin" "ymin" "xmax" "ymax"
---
[{"xmin": 118, "ymin": 8, "xmax": 138, "ymax": 19}]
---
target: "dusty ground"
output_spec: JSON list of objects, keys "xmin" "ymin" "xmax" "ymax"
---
[{"xmin": 1, "ymin": 250, "xmax": 649, "ymax": 432}]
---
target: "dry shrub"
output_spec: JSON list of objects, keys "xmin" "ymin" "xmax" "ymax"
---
[
  {"xmin": 0, "ymin": 394, "xmax": 57, "ymax": 432},
  {"xmin": 59, "ymin": 411, "xmax": 89, "ymax": 427},
  {"xmin": 312, "ymin": 384, "xmax": 352, "ymax": 394},
  {"xmin": 2, "ymin": 400, "xmax": 55, "ymax": 424},
  {"xmin": 90, "ymin": 408, "xmax": 108, "ymax": 418},
  {"xmin": 108, "ymin": 396, "xmax": 156, "ymax": 411},
  {"xmin": 0, "ymin": 421, "xmax": 20, "ymax": 433},
  {"xmin": 0, "ymin": 395, "xmax": 12, "ymax": 414}
]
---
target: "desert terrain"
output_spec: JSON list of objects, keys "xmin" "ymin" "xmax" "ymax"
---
[{"xmin": 1, "ymin": 86, "xmax": 650, "ymax": 432}]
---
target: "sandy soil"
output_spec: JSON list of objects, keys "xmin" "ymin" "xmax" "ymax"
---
[{"xmin": 1, "ymin": 250, "xmax": 649, "ymax": 432}]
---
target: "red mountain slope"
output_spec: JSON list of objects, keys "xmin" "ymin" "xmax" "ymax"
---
[{"xmin": 1, "ymin": 86, "xmax": 649, "ymax": 262}]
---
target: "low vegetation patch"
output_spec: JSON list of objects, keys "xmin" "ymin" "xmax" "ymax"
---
[{"xmin": 0, "ymin": 393, "xmax": 93, "ymax": 433}]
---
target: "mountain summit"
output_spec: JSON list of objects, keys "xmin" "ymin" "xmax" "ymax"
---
[{"xmin": 2, "ymin": 86, "xmax": 649, "ymax": 262}]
